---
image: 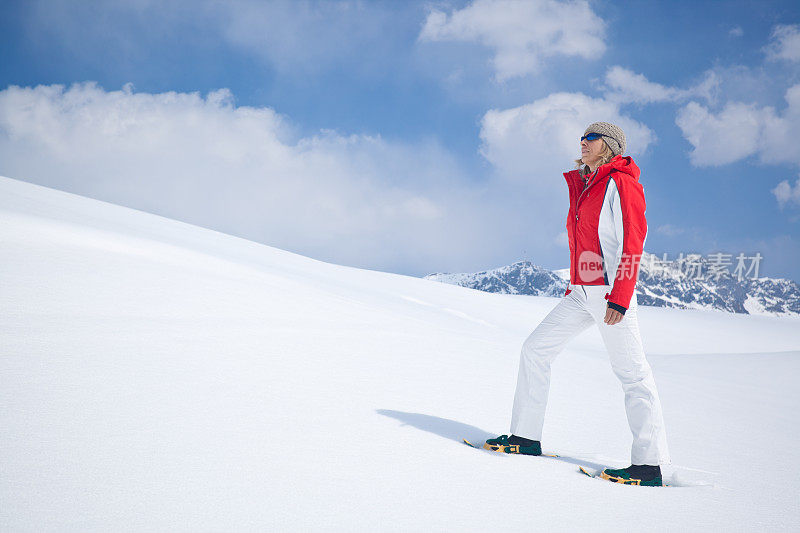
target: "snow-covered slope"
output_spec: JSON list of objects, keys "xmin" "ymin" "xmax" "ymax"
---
[{"xmin": 1, "ymin": 175, "xmax": 799, "ymax": 531}]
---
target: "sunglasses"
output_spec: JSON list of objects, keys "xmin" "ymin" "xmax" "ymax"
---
[{"xmin": 580, "ymin": 132, "xmax": 612, "ymax": 142}]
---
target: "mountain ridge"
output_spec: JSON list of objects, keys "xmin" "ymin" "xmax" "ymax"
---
[{"xmin": 425, "ymin": 252, "xmax": 800, "ymax": 317}]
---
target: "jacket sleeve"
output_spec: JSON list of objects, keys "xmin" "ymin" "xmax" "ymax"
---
[{"xmin": 606, "ymin": 174, "xmax": 647, "ymax": 313}]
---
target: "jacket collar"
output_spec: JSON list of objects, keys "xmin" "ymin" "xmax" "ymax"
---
[{"xmin": 563, "ymin": 155, "xmax": 639, "ymax": 187}]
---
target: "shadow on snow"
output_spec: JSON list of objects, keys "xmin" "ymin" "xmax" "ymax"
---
[{"xmin": 376, "ymin": 409, "xmax": 606, "ymax": 471}]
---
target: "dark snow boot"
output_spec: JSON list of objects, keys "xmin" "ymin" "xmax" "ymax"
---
[
  {"xmin": 601, "ymin": 464, "xmax": 662, "ymax": 486},
  {"xmin": 483, "ymin": 434, "xmax": 542, "ymax": 455}
]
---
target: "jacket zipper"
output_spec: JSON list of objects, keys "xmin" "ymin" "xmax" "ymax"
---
[{"xmin": 572, "ymin": 170, "xmax": 598, "ymax": 283}]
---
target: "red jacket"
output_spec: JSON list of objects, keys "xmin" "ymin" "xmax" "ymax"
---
[{"xmin": 562, "ymin": 155, "xmax": 647, "ymax": 314}]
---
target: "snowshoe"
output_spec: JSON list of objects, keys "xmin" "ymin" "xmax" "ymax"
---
[
  {"xmin": 600, "ymin": 464, "xmax": 662, "ymax": 487},
  {"xmin": 483, "ymin": 434, "xmax": 542, "ymax": 456}
]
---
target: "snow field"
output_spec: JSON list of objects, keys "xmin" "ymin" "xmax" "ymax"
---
[{"xmin": 1, "ymin": 176, "xmax": 799, "ymax": 531}]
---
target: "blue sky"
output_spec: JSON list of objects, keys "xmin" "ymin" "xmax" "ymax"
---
[{"xmin": 1, "ymin": 0, "xmax": 799, "ymax": 282}]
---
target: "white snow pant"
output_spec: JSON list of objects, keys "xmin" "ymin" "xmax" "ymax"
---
[{"xmin": 510, "ymin": 284, "xmax": 670, "ymax": 465}]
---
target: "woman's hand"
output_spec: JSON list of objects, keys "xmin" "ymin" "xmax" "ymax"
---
[{"xmin": 604, "ymin": 305, "xmax": 624, "ymax": 325}]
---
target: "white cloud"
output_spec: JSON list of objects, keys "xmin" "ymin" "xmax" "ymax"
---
[
  {"xmin": 772, "ymin": 176, "xmax": 800, "ymax": 208},
  {"xmin": 0, "ymin": 83, "xmax": 511, "ymax": 275},
  {"xmin": 604, "ymin": 66, "xmax": 682, "ymax": 104},
  {"xmin": 690, "ymin": 64, "xmax": 773, "ymax": 105},
  {"xmin": 675, "ymin": 101, "xmax": 762, "ymax": 166},
  {"xmin": 476, "ymin": 93, "xmax": 654, "ymax": 261},
  {"xmin": 418, "ymin": 0, "xmax": 605, "ymax": 81},
  {"xmin": 0, "ymin": 83, "xmax": 626, "ymax": 277},
  {"xmin": 729, "ymin": 26, "xmax": 744, "ymax": 38},
  {"xmin": 760, "ymin": 84, "xmax": 800, "ymax": 164},
  {"xmin": 603, "ymin": 66, "xmax": 718, "ymax": 105},
  {"xmin": 765, "ymin": 24, "xmax": 800, "ymax": 62},
  {"xmin": 673, "ymin": 25, "xmax": 800, "ymax": 212},
  {"xmin": 675, "ymin": 83, "xmax": 800, "ymax": 167},
  {"xmin": 657, "ymin": 224, "xmax": 686, "ymax": 237},
  {"xmin": 479, "ymin": 92, "xmax": 655, "ymax": 182}
]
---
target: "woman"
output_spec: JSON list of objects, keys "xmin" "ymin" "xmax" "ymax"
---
[{"xmin": 484, "ymin": 122, "xmax": 670, "ymax": 487}]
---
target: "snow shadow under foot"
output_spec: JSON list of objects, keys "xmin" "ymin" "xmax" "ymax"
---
[{"xmin": 376, "ymin": 409, "xmax": 605, "ymax": 471}]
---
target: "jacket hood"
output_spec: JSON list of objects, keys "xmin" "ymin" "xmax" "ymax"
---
[{"xmin": 600, "ymin": 155, "xmax": 640, "ymax": 181}]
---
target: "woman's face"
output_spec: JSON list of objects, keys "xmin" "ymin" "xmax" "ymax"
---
[{"xmin": 580, "ymin": 136, "xmax": 604, "ymax": 167}]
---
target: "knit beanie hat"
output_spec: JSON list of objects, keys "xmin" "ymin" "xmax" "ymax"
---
[{"xmin": 584, "ymin": 122, "xmax": 626, "ymax": 156}]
